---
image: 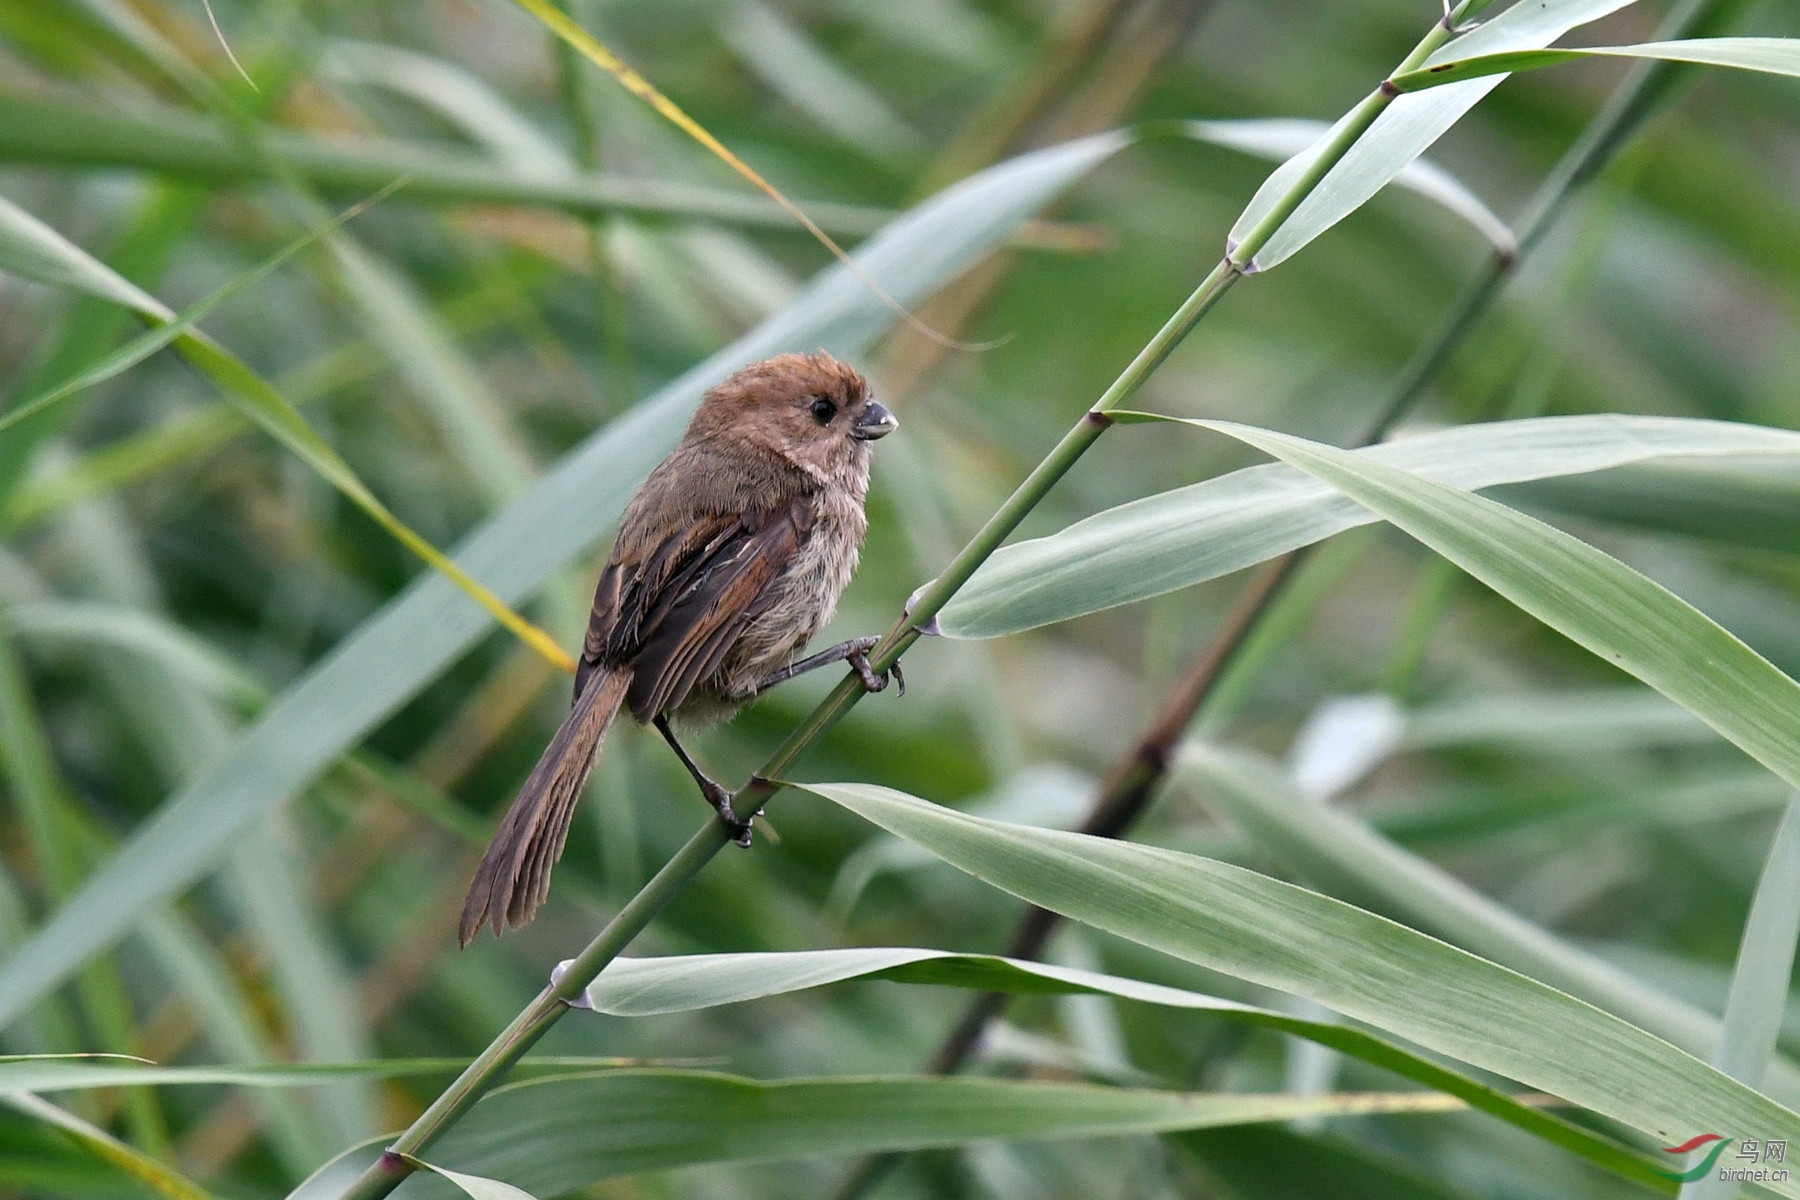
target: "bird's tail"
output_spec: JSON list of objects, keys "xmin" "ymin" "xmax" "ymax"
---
[{"xmin": 459, "ymin": 666, "xmax": 631, "ymax": 945}]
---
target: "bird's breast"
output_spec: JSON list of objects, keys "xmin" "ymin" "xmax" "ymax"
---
[{"xmin": 703, "ymin": 489, "xmax": 867, "ymax": 708}]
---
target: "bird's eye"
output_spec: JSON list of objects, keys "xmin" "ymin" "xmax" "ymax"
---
[{"xmin": 809, "ymin": 396, "xmax": 837, "ymax": 423}]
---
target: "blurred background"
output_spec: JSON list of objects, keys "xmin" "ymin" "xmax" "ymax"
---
[{"xmin": 2, "ymin": 0, "xmax": 1800, "ymax": 1196}]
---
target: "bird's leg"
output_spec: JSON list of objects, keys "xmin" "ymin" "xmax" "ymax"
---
[
  {"xmin": 654, "ymin": 716, "xmax": 754, "ymax": 847},
  {"xmin": 755, "ymin": 635, "xmax": 904, "ymax": 696}
]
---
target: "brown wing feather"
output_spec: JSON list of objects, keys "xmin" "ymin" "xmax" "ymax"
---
[
  {"xmin": 626, "ymin": 498, "xmax": 814, "ymax": 721},
  {"xmin": 575, "ymin": 513, "xmax": 743, "ymax": 701}
]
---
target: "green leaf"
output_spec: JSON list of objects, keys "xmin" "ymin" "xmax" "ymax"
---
[
  {"xmin": 286, "ymin": 1071, "xmax": 1469, "ymax": 1200},
  {"xmin": 400, "ymin": 1158, "xmax": 537, "ymax": 1200},
  {"xmin": 0, "ymin": 131, "xmax": 1134, "ymax": 1033},
  {"xmin": 1227, "ymin": 0, "xmax": 1638, "ymax": 269},
  {"xmin": 320, "ymin": 39, "xmax": 570, "ymax": 172},
  {"xmin": 939, "ymin": 415, "xmax": 1800, "ymax": 638},
  {"xmin": 6, "ymin": 601, "xmax": 265, "ymax": 710},
  {"xmin": 0, "ymin": 194, "xmax": 162, "ymax": 313},
  {"xmin": 1177, "ymin": 119, "xmax": 1511, "ymax": 254},
  {"xmin": 0, "ymin": 191, "xmax": 572, "ymax": 673},
  {"xmin": 562, "ymin": 946, "xmax": 1678, "ymax": 1186},
  {"xmin": 1686, "ymin": 797, "xmax": 1800, "ymax": 1199},
  {"xmin": 1173, "ymin": 1125, "xmax": 1474, "ymax": 1200},
  {"xmin": 1172, "ymin": 743, "xmax": 1770, "ymax": 1079},
  {"xmin": 0, "ymin": 1055, "xmax": 640, "ymax": 1091},
  {"xmin": 0, "ymin": 90, "xmax": 908, "ymax": 239},
  {"xmin": 1501, "ymin": 455, "xmax": 1800, "ymax": 555},
  {"xmin": 320, "ymin": 236, "xmax": 536, "ymax": 506},
  {"xmin": 1391, "ymin": 36, "xmax": 1800, "ymax": 93},
  {"xmin": 1184, "ymin": 418, "xmax": 1800, "ymax": 791},
  {"xmin": 0, "ymin": 1092, "xmax": 212, "ymax": 1200},
  {"xmin": 798, "ymin": 781, "xmax": 1800, "ymax": 1197},
  {"xmin": 1714, "ymin": 800, "xmax": 1800, "ymax": 1088},
  {"xmin": 0, "ymin": 185, "xmax": 394, "ymax": 439}
]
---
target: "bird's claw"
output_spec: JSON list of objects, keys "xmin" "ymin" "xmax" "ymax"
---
[
  {"xmin": 848, "ymin": 648, "xmax": 903, "ymax": 696},
  {"xmin": 702, "ymin": 781, "xmax": 756, "ymax": 848}
]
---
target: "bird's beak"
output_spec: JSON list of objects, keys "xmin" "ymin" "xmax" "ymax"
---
[{"xmin": 851, "ymin": 400, "xmax": 898, "ymax": 441}]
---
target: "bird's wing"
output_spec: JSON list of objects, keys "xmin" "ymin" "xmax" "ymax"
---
[
  {"xmin": 579, "ymin": 493, "xmax": 816, "ymax": 721},
  {"xmin": 576, "ymin": 511, "xmax": 739, "ymax": 697}
]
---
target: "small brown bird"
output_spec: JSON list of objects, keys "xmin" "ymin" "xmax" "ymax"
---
[{"xmin": 459, "ymin": 352, "xmax": 898, "ymax": 944}]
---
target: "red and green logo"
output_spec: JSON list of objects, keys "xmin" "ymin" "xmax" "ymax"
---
[{"xmin": 1657, "ymin": 1135, "xmax": 1733, "ymax": 1182}]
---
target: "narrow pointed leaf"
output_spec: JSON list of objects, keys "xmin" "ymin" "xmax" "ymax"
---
[
  {"xmin": 1685, "ymin": 798, "xmax": 1800, "ymax": 1199},
  {"xmin": 0, "ymin": 1092, "xmax": 212, "ymax": 1200},
  {"xmin": 1173, "ymin": 742, "xmax": 1756, "ymax": 1072},
  {"xmin": 0, "ymin": 1056, "xmax": 647, "ymax": 1092},
  {"xmin": 0, "ymin": 193, "xmax": 571, "ymax": 673},
  {"xmin": 285, "ymin": 1071, "xmax": 1468, "ymax": 1200},
  {"xmin": 563, "ymin": 947, "xmax": 1684, "ymax": 1186},
  {"xmin": 1715, "ymin": 799, "xmax": 1800, "ymax": 1090},
  {"xmin": 0, "ymin": 185, "xmax": 394, "ymax": 438},
  {"xmin": 402, "ymin": 1159, "xmax": 537, "ymax": 1200},
  {"xmin": 940, "ymin": 415, "xmax": 1800, "ymax": 638},
  {"xmin": 1227, "ymin": 0, "xmax": 1638, "ymax": 268},
  {"xmin": 1180, "ymin": 119, "xmax": 1511, "ymax": 253},
  {"xmin": 1391, "ymin": 37, "xmax": 1800, "ymax": 93},
  {"xmin": 1184, "ymin": 418, "xmax": 1800, "ymax": 790},
  {"xmin": 800, "ymin": 780, "xmax": 1800, "ymax": 1196}
]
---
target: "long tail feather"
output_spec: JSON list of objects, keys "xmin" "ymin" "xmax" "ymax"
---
[{"xmin": 459, "ymin": 667, "xmax": 631, "ymax": 945}]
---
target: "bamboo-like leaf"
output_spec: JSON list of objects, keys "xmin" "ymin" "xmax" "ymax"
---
[
  {"xmin": 1502, "ymin": 456, "xmax": 1800, "ymax": 555},
  {"xmin": 1685, "ymin": 797, "xmax": 1800, "ymax": 1199},
  {"xmin": 0, "ymin": 131, "xmax": 1133, "ymax": 1033},
  {"xmin": 557, "ymin": 946, "xmax": 1681, "ymax": 1186},
  {"xmin": 1172, "ymin": 742, "xmax": 1769, "ymax": 1079},
  {"xmin": 0, "ymin": 194, "xmax": 159, "ymax": 311},
  {"xmin": 403, "ymin": 1159, "xmax": 536, "ymax": 1200},
  {"xmin": 1179, "ymin": 418, "xmax": 1800, "ymax": 790},
  {"xmin": 285, "ymin": 1072, "xmax": 1469, "ymax": 1200},
  {"xmin": 939, "ymin": 415, "xmax": 1800, "ymax": 638},
  {"xmin": 0, "ymin": 1056, "xmax": 646, "ymax": 1091},
  {"xmin": 1714, "ymin": 798, "xmax": 1800, "ymax": 1090},
  {"xmin": 1178, "ymin": 119, "xmax": 1511, "ymax": 254},
  {"xmin": 6, "ymin": 601, "xmax": 263, "ymax": 710},
  {"xmin": 0, "ymin": 192, "xmax": 573, "ymax": 673},
  {"xmin": 0, "ymin": 90, "xmax": 907, "ymax": 236},
  {"xmin": 320, "ymin": 39, "xmax": 570, "ymax": 173},
  {"xmin": 0, "ymin": 184, "xmax": 393, "ymax": 438},
  {"xmin": 0, "ymin": 1092, "xmax": 212, "ymax": 1200},
  {"xmin": 1391, "ymin": 36, "xmax": 1800, "ymax": 93},
  {"xmin": 799, "ymin": 780, "xmax": 1800, "ymax": 1197},
  {"xmin": 1228, "ymin": 0, "xmax": 1637, "ymax": 269},
  {"xmin": 2, "ymin": 272, "xmax": 536, "ymax": 535}
]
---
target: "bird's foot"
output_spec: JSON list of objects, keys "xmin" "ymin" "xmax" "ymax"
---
[
  {"xmin": 847, "ymin": 645, "xmax": 903, "ymax": 696},
  {"xmin": 701, "ymin": 780, "xmax": 756, "ymax": 847}
]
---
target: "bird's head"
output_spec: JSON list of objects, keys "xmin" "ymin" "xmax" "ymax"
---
[{"xmin": 689, "ymin": 352, "xmax": 896, "ymax": 485}]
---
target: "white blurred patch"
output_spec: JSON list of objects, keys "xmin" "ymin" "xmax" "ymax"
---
[{"xmin": 1287, "ymin": 693, "xmax": 1405, "ymax": 802}]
